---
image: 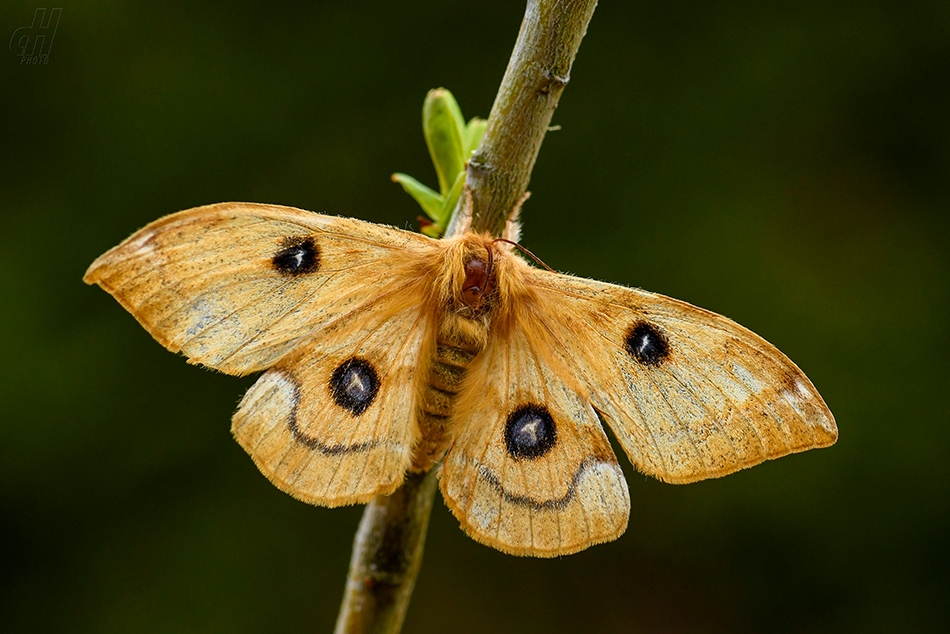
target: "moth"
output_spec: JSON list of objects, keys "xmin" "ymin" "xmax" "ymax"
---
[{"xmin": 85, "ymin": 202, "xmax": 837, "ymax": 557}]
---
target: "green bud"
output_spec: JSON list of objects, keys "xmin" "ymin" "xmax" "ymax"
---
[
  {"xmin": 423, "ymin": 88, "xmax": 466, "ymax": 196},
  {"xmin": 464, "ymin": 117, "xmax": 487, "ymax": 157},
  {"xmin": 393, "ymin": 88, "xmax": 484, "ymax": 238},
  {"xmin": 441, "ymin": 171, "xmax": 466, "ymax": 228}
]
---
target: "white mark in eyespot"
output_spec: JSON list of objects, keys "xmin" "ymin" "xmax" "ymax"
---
[
  {"xmin": 517, "ymin": 418, "xmax": 541, "ymax": 446},
  {"xmin": 345, "ymin": 369, "xmax": 370, "ymax": 401},
  {"xmin": 636, "ymin": 334, "xmax": 650, "ymax": 356}
]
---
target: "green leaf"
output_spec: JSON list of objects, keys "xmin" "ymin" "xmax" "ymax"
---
[
  {"xmin": 464, "ymin": 117, "xmax": 487, "ymax": 156},
  {"xmin": 421, "ymin": 223, "xmax": 444, "ymax": 238},
  {"xmin": 441, "ymin": 171, "xmax": 466, "ymax": 226},
  {"xmin": 391, "ymin": 173, "xmax": 443, "ymax": 221},
  {"xmin": 423, "ymin": 88, "xmax": 466, "ymax": 196}
]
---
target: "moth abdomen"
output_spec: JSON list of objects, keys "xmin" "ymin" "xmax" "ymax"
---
[
  {"xmin": 412, "ymin": 312, "xmax": 491, "ymax": 471},
  {"xmin": 436, "ymin": 343, "xmax": 476, "ymax": 368},
  {"xmin": 419, "ymin": 384, "xmax": 454, "ymax": 417}
]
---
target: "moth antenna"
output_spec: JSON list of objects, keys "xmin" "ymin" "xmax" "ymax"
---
[
  {"xmin": 493, "ymin": 238, "xmax": 555, "ymax": 273},
  {"xmin": 473, "ymin": 243, "xmax": 494, "ymax": 311}
]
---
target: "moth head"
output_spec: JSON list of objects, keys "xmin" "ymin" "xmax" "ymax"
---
[
  {"xmin": 435, "ymin": 234, "xmax": 497, "ymax": 315},
  {"xmin": 435, "ymin": 233, "xmax": 530, "ymax": 321},
  {"xmin": 461, "ymin": 247, "xmax": 493, "ymax": 310}
]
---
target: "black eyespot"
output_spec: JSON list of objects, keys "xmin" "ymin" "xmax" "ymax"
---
[
  {"xmin": 505, "ymin": 404, "xmax": 557, "ymax": 460},
  {"xmin": 329, "ymin": 357, "xmax": 380, "ymax": 416},
  {"xmin": 624, "ymin": 321, "xmax": 670, "ymax": 366},
  {"xmin": 273, "ymin": 237, "xmax": 319, "ymax": 275}
]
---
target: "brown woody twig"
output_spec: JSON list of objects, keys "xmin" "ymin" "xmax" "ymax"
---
[{"xmin": 334, "ymin": 2, "xmax": 599, "ymax": 632}]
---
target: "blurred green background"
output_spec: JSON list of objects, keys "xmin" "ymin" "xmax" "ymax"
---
[{"xmin": 2, "ymin": 1, "xmax": 947, "ymax": 632}]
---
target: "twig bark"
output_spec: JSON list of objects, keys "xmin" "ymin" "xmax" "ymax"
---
[
  {"xmin": 334, "ymin": 2, "xmax": 598, "ymax": 632},
  {"xmin": 334, "ymin": 470, "xmax": 439, "ymax": 634},
  {"xmin": 450, "ymin": 0, "xmax": 599, "ymax": 236}
]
